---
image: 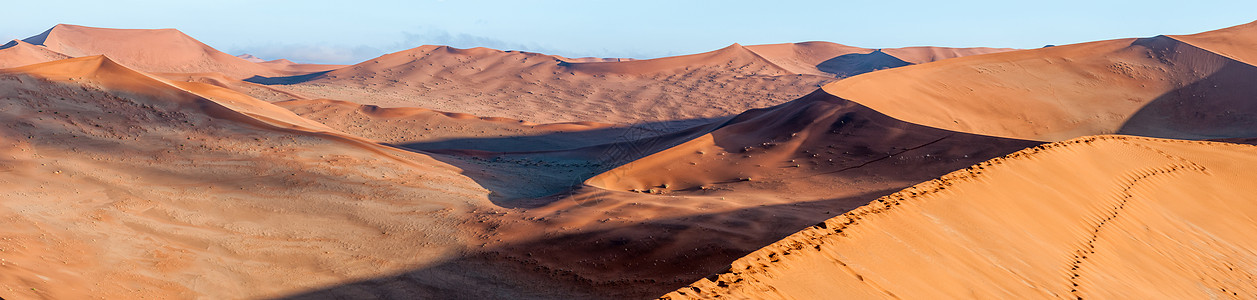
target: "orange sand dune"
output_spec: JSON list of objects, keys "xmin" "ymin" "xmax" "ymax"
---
[
  {"xmin": 743, "ymin": 42, "xmax": 874, "ymax": 75},
  {"xmin": 0, "ymin": 39, "xmax": 71, "ymax": 68},
  {"xmin": 273, "ymin": 44, "xmax": 831, "ymax": 124},
  {"xmin": 10, "ymin": 24, "xmax": 340, "ymax": 79},
  {"xmin": 880, "ymin": 46, "xmax": 1014, "ymax": 64},
  {"xmin": 561, "ymin": 43, "xmax": 793, "ymax": 76},
  {"xmin": 665, "ymin": 136, "xmax": 1257, "ymax": 299},
  {"xmin": 155, "ymin": 72, "xmax": 315, "ymax": 102},
  {"xmin": 274, "ymin": 98, "xmax": 618, "ymax": 149},
  {"xmin": 1170, "ymin": 21, "xmax": 1257, "ymax": 65},
  {"xmin": 19, "ymin": 24, "xmax": 282, "ymax": 78},
  {"xmin": 0, "ymin": 56, "xmax": 497, "ymax": 299},
  {"xmin": 744, "ymin": 42, "xmax": 1014, "ymax": 76},
  {"xmin": 257, "ymin": 58, "xmax": 347, "ymax": 74},
  {"xmin": 826, "ymin": 21, "xmax": 1257, "ymax": 141},
  {"xmin": 586, "ymin": 90, "xmax": 1038, "ymax": 197}
]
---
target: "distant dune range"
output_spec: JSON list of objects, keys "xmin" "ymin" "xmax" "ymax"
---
[
  {"xmin": 1, "ymin": 21, "xmax": 1257, "ymax": 300},
  {"xmin": 261, "ymin": 42, "xmax": 1009, "ymax": 125}
]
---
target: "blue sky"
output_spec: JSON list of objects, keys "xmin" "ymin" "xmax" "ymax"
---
[{"xmin": 4, "ymin": 0, "xmax": 1255, "ymax": 64}]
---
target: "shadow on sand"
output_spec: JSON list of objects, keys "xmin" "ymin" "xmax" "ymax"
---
[
  {"xmin": 244, "ymin": 70, "xmax": 332, "ymax": 85},
  {"xmin": 1118, "ymin": 38, "xmax": 1257, "ymax": 139},
  {"xmin": 394, "ymin": 117, "xmax": 729, "ymax": 208},
  {"xmin": 274, "ymin": 189, "xmax": 900, "ymax": 300},
  {"xmin": 816, "ymin": 50, "xmax": 911, "ymax": 78}
]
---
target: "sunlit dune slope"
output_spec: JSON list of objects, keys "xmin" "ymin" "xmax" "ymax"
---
[
  {"xmin": 825, "ymin": 21, "xmax": 1257, "ymax": 141},
  {"xmin": 665, "ymin": 136, "xmax": 1257, "ymax": 299}
]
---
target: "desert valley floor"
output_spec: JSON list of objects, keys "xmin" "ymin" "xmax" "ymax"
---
[{"xmin": 2, "ymin": 22, "xmax": 1257, "ymax": 299}]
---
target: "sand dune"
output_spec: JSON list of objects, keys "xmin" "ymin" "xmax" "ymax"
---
[
  {"xmin": 744, "ymin": 42, "xmax": 1013, "ymax": 76},
  {"xmin": 0, "ymin": 39, "xmax": 72, "ymax": 69},
  {"xmin": 0, "ymin": 56, "xmax": 497, "ymax": 299},
  {"xmin": 1170, "ymin": 21, "xmax": 1257, "ymax": 65},
  {"xmin": 257, "ymin": 58, "xmax": 347, "ymax": 74},
  {"xmin": 586, "ymin": 89, "xmax": 1038, "ymax": 197},
  {"xmin": 665, "ymin": 136, "xmax": 1257, "ymax": 299},
  {"xmin": 880, "ymin": 46, "xmax": 1014, "ymax": 64},
  {"xmin": 825, "ymin": 21, "xmax": 1257, "ymax": 141},
  {"xmin": 263, "ymin": 42, "xmax": 1006, "ymax": 125},
  {"xmin": 19, "ymin": 24, "xmax": 283, "ymax": 78},
  {"xmin": 155, "ymin": 72, "xmax": 316, "ymax": 102},
  {"xmin": 263, "ymin": 44, "xmax": 830, "ymax": 124},
  {"xmin": 8, "ymin": 24, "xmax": 341, "ymax": 79},
  {"xmin": 274, "ymin": 98, "xmax": 617, "ymax": 149}
]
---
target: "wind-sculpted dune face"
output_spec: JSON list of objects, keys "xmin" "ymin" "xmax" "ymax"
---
[
  {"xmin": 666, "ymin": 136, "xmax": 1257, "ymax": 299},
  {"xmin": 825, "ymin": 21, "xmax": 1257, "ymax": 142}
]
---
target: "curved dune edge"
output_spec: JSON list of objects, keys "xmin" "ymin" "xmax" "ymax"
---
[{"xmin": 663, "ymin": 135, "xmax": 1257, "ymax": 299}]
